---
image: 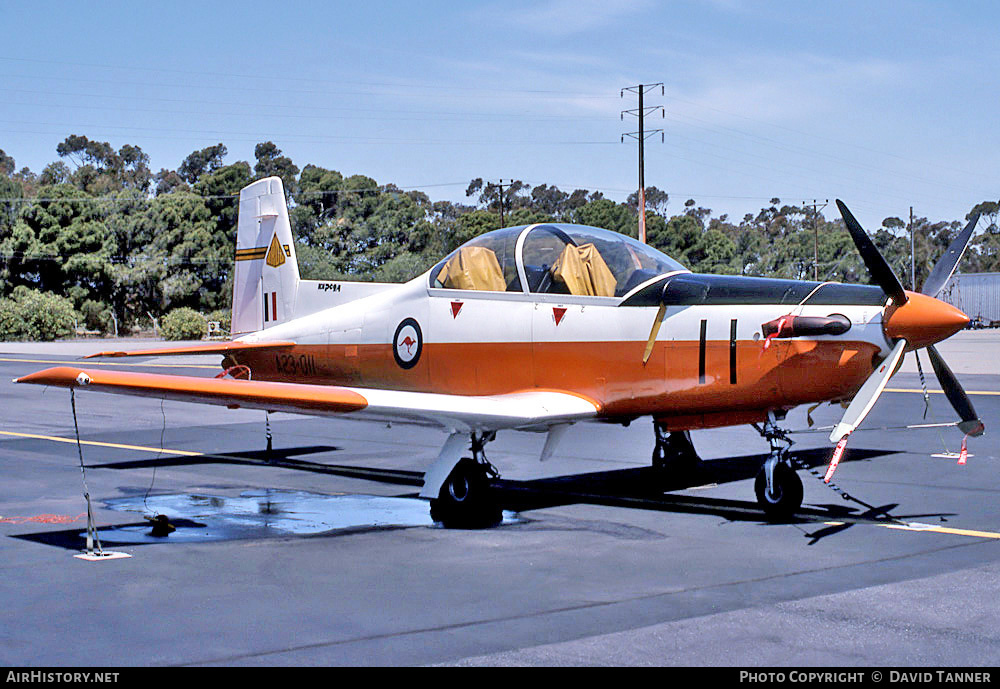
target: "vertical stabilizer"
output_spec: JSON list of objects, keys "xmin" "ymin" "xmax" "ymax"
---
[{"xmin": 232, "ymin": 177, "xmax": 300, "ymax": 335}]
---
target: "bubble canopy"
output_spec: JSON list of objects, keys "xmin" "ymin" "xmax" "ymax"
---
[{"xmin": 429, "ymin": 224, "xmax": 687, "ymax": 298}]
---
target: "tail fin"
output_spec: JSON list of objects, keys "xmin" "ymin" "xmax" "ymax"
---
[{"xmin": 231, "ymin": 177, "xmax": 300, "ymax": 336}]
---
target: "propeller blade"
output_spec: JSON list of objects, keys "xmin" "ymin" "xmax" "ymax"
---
[
  {"xmin": 836, "ymin": 199, "xmax": 908, "ymax": 306},
  {"xmin": 829, "ymin": 338, "xmax": 908, "ymax": 442},
  {"xmin": 926, "ymin": 345, "xmax": 985, "ymax": 436},
  {"xmin": 642, "ymin": 303, "xmax": 667, "ymax": 365},
  {"xmin": 921, "ymin": 212, "xmax": 981, "ymax": 298}
]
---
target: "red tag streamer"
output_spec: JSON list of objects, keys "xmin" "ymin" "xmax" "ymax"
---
[
  {"xmin": 215, "ymin": 365, "xmax": 252, "ymax": 380},
  {"xmin": 958, "ymin": 435, "xmax": 969, "ymax": 466},
  {"xmin": 825, "ymin": 435, "xmax": 850, "ymax": 483},
  {"xmin": 761, "ymin": 315, "xmax": 791, "ymax": 354}
]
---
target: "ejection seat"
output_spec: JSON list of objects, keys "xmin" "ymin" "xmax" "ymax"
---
[
  {"xmin": 547, "ymin": 243, "xmax": 617, "ymax": 297},
  {"xmin": 434, "ymin": 246, "xmax": 507, "ymax": 291}
]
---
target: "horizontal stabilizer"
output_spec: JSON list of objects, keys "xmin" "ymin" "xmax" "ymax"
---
[{"xmin": 84, "ymin": 341, "xmax": 295, "ymax": 359}]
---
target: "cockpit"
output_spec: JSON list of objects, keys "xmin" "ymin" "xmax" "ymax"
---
[{"xmin": 428, "ymin": 224, "xmax": 687, "ymax": 299}]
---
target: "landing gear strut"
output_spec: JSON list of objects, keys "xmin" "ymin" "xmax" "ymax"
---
[
  {"xmin": 429, "ymin": 432, "xmax": 502, "ymax": 528},
  {"xmin": 751, "ymin": 414, "xmax": 803, "ymax": 521},
  {"xmin": 652, "ymin": 424, "xmax": 701, "ymax": 474}
]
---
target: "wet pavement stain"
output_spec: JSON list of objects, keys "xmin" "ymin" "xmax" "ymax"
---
[{"xmin": 94, "ymin": 490, "xmax": 520, "ymax": 543}]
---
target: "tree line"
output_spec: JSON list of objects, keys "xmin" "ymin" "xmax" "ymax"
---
[{"xmin": 0, "ymin": 135, "xmax": 998, "ymax": 336}]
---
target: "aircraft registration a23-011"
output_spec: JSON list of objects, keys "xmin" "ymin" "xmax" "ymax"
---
[{"xmin": 17, "ymin": 177, "xmax": 985, "ymax": 527}]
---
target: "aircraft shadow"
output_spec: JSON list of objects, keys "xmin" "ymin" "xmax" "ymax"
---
[
  {"xmin": 486, "ymin": 445, "xmax": 955, "ymax": 534},
  {"xmin": 495, "ymin": 446, "xmax": 893, "ymax": 513},
  {"xmin": 88, "ymin": 445, "xmax": 426, "ymax": 488},
  {"xmin": 12, "ymin": 519, "xmax": 208, "ymax": 551},
  {"xmin": 77, "ymin": 443, "xmax": 926, "ymax": 530}
]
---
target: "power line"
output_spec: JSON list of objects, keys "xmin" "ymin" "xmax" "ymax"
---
[
  {"xmin": 0, "ymin": 122, "xmax": 618, "ymax": 148},
  {"xmin": 663, "ymin": 90, "xmax": 980, "ymax": 182},
  {"xmin": 0, "ymin": 56, "xmax": 619, "ymax": 100},
  {"xmin": 0, "ymin": 86, "xmax": 610, "ymax": 124},
  {"xmin": 0, "ymin": 183, "xmax": 473, "ymax": 204},
  {"xmin": 661, "ymin": 111, "xmax": 995, "ymax": 201}
]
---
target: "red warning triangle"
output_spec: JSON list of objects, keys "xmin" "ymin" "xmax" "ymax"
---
[
  {"xmin": 553, "ymin": 307, "xmax": 567, "ymax": 326},
  {"xmin": 451, "ymin": 301, "xmax": 463, "ymax": 319}
]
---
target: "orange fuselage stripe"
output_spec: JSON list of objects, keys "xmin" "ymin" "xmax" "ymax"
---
[{"xmin": 231, "ymin": 339, "xmax": 879, "ymax": 421}]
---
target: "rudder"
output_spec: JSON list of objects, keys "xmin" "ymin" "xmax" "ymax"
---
[{"xmin": 231, "ymin": 177, "xmax": 300, "ymax": 335}]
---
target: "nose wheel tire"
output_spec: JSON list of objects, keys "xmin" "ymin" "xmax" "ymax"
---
[
  {"xmin": 430, "ymin": 458, "xmax": 501, "ymax": 529},
  {"xmin": 754, "ymin": 462, "xmax": 803, "ymax": 521}
]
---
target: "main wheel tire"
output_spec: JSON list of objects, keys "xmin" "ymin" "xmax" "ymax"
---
[
  {"xmin": 652, "ymin": 431, "xmax": 700, "ymax": 474},
  {"xmin": 754, "ymin": 462, "xmax": 803, "ymax": 521},
  {"xmin": 429, "ymin": 458, "xmax": 501, "ymax": 529}
]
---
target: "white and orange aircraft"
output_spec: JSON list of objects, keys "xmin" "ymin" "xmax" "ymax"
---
[{"xmin": 16, "ymin": 178, "xmax": 984, "ymax": 526}]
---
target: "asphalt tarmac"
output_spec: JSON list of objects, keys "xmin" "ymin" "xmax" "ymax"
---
[{"xmin": 1, "ymin": 334, "xmax": 998, "ymax": 667}]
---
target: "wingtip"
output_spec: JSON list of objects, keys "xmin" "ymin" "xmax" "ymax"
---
[
  {"xmin": 84, "ymin": 350, "xmax": 133, "ymax": 358},
  {"xmin": 14, "ymin": 367, "xmax": 84, "ymax": 387}
]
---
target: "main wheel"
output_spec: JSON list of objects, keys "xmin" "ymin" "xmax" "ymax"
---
[
  {"xmin": 652, "ymin": 430, "xmax": 700, "ymax": 474},
  {"xmin": 429, "ymin": 458, "xmax": 501, "ymax": 528},
  {"xmin": 754, "ymin": 461, "xmax": 803, "ymax": 521}
]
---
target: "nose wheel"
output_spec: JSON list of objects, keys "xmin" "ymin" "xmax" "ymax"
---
[
  {"xmin": 752, "ymin": 415, "xmax": 803, "ymax": 521},
  {"xmin": 754, "ymin": 459, "xmax": 803, "ymax": 520}
]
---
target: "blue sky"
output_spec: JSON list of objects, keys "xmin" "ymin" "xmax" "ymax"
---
[{"xmin": 1, "ymin": 0, "xmax": 997, "ymax": 230}]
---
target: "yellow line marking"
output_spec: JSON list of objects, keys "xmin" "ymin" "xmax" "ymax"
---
[
  {"xmin": 0, "ymin": 357, "xmax": 218, "ymax": 370},
  {"xmin": 822, "ymin": 519, "xmax": 1000, "ymax": 540},
  {"xmin": 0, "ymin": 430, "xmax": 203, "ymax": 456},
  {"xmin": 8, "ymin": 430, "xmax": 1000, "ymax": 540},
  {"xmin": 886, "ymin": 387, "xmax": 1000, "ymax": 396},
  {"xmin": 884, "ymin": 523, "xmax": 1000, "ymax": 540}
]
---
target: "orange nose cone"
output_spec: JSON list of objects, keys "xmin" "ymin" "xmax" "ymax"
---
[{"xmin": 883, "ymin": 291, "xmax": 969, "ymax": 350}]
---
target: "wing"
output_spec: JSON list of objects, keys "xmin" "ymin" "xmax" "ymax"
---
[
  {"xmin": 15, "ymin": 367, "xmax": 599, "ymax": 432},
  {"xmin": 83, "ymin": 340, "xmax": 295, "ymax": 358}
]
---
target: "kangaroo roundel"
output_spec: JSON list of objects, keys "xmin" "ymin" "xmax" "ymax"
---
[{"xmin": 393, "ymin": 318, "xmax": 423, "ymax": 369}]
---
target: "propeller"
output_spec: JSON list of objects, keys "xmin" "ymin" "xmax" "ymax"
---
[
  {"xmin": 922, "ymin": 211, "xmax": 981, "ymax": 299},
  {"xmin": 828, "ymin": 337, "xmax": 908, "ymax": 443},
  {"xmin": 926, "ymin": 344, "xmax": 984, "ymax": 437},
  {"xmin": 836, "ymin": 200, "xmax": 908, "ymax": 306},
  {"xmin": 826, "ymin": 202, "xmax": 983, "ymax": 478}
]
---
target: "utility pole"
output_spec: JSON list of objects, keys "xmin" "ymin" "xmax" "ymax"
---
[
  {"xmin": 496, "ymin": 179, "xmax": 515, "ymax": 229},
  {"xmin": 804, "ymin": 199, "xmax": 828, "ymax": 281},
  {"xmin": 622, "ymin": 83, "xmax": 664, "ymax": 244},
  {"xmin": 909, "ymin": 206, "xmax": 915, "ymax": 290}
]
